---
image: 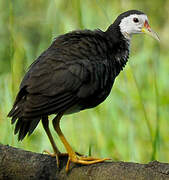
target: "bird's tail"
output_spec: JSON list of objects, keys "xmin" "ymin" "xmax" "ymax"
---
[{"xmin": 8, "ymin": 89, "xmax": 40, "ymax": 141}]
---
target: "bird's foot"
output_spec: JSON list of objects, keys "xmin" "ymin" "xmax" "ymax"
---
[
  {"xmin": 66, "ymin": 155, "xmax": 111, "ymax": 172},
  {"xmin": 43, "ymin": 150, "xmax": 84, "ymax": 168}
]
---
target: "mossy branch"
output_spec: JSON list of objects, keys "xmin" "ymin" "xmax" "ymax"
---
[{"xmin": 0, "ymin": 144, "xmax": 168, "ymax": 180}]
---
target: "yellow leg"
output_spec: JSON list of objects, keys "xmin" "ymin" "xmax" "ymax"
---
[
  {"xmin": 42, "ymin": 116, "xmax": 61, "ymax": 166},
  {"xmin": 52, "ymin": 113, "xmax": 110, "ymax": 172}
]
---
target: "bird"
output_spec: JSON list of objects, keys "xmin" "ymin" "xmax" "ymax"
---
[{"xmin": 8, "ymin": 10, "xmax": 159, "ymax": 171}]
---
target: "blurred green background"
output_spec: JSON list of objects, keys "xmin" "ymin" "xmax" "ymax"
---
[{"xmin": 0, "ymin": 0, "xmax": 168, "ymax": 163}]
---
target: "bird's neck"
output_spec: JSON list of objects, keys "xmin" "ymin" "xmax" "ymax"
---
[{"xmin": 105, "ymin": 24, "xmax": 130, "ymax": 76}]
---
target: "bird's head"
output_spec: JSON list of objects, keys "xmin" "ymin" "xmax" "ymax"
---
[{"xmin": 116, "ymin": 10, "xmax": 159, "ymax": 41}]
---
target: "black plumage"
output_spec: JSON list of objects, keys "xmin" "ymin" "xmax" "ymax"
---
[
  {"xmin": 8, "ymin": 10, "xmax": 155, "ymax": 170},
  {"xmin": 8, "ymin": 13, "xmax": 135, "ymax": 138}
]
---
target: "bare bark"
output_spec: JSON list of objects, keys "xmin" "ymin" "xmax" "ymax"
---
[{"xmin": 0, "ymin": 144, "xmax": 168, "ymax": 180}]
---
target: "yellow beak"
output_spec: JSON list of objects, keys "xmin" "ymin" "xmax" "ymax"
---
[{"xmin": 141, "ymin": 21, "xmax": 160, "ymax": 42}]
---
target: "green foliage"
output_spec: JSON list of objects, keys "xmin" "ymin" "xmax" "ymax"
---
[{"xmin": 0, "ymin": 0, "xmax": 168, "ymax": 163}]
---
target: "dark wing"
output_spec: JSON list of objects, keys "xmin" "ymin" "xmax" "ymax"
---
[
  {"xmin": 20, "ymin": 57, "xmax": 91, "ymax": 117},
  {"xmin": 8, "ymin": 29, "xmax": 109, "ymax": 140},
  {"xmin": 8, "ymin": 55, "xmax": 90, "ymax": 140}
]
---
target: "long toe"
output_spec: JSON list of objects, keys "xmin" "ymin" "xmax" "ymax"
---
[
  {"xmin": 71, "ymin": 156, "xmax": 111, "ymax": 164},
  {"xmin": 77, "ymin": 156, "xmax": 111, "ymax": 161}
]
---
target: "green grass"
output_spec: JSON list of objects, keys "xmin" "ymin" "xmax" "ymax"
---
[{"xmin": 0, "ymin": 0, "xmax": 168, "ymax": 163}]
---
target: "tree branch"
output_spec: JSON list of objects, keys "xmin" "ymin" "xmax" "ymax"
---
[{"xmin": 0, "ymin": 144, "xmax": 168, "ymax": 180}]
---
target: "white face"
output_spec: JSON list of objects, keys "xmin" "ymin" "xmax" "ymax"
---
[{"xmin": 119, "ymin": 14, "xmax": 148, "ymax": 40}]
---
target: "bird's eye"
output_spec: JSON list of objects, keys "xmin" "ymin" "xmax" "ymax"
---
[{"xmin": 133, "ymin": 17, "xmax": 139, "ymax": 23}]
